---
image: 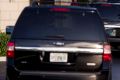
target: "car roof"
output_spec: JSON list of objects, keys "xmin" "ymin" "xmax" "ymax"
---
[{"xmin": 27, "ymin": 5, "xmax": 97, "ymax": 13}]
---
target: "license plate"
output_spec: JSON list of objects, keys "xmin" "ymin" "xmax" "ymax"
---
[{"xmin": 50, "ymin": 53, "xmax": 68, "ymax": 62}]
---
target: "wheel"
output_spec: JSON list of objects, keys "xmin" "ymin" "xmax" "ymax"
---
[
  {"xmin": 6, "ymin": 67, "xmax": 19, "ymax": 80},
  {"xmin": 97, "ymin": 71, "xmax": 111, "ymax": 80},
  {"xmin": 6, "ymin": 75, "xmax": 9, "ymax": 80},
  {"xmin": 6, "ymin": 74, "xmax": 18, "ymax": 80}
]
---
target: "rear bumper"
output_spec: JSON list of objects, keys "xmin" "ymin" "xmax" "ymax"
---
[
  {"xmin": 7, "ymin": 66, "xmax": 110, "ymax": 80},
  {"xmin": 20, "ymin": 71, "xmax": 101, "ymax": 80}
]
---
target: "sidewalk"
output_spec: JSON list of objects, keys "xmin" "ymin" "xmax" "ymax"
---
[
  {"xmin": 0, "ymin": 57, "xmax": 6, "ymax": 62},
  {"xmin": 0, "ymin": 61, "xmax": 6, "ymax": 80}
]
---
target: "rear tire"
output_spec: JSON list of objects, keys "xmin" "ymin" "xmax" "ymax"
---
[
  {"xmin": 6, "ymin": 71, "xmax": 19, "ymax": 80},
  {"xmin": 97, "ymin": 71, "xmax": 111, "ymax": 80},
  {"xmin": 6, "ymin": 75, "xmax": 9, "ymax": 80},
  {"xmin": 6, "ymin": 75, "xmax": 18, "ymax": 80}
]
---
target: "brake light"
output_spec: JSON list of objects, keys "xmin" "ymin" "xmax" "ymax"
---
[
  {"xmin": 103, "ymin": 45, "xmax": 111, "ymax": 61},
  {"xmin": 7, "ymin": 42, "xmax": 14, "ymax": 58},
  {"xmin": 50, "ymin": 8, "xmax": 70, "ymax": 12}
]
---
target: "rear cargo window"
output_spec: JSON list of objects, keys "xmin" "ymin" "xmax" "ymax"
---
[{"xmin": 12, "ymin": 7, "xmax": 106, "ymax": 41}]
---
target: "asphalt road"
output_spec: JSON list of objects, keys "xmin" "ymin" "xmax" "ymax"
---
[
  {"xmin": 0, "ymin": 52, "xmax": 120, "ymax": 80},
  {"xmin": 112, "ymin": 53, "xmax": 120, "ymax": 80}
]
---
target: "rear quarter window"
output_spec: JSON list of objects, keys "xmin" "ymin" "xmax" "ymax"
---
[{"xmin": 12, "ymin": 6, "xmax": 106, "ymax": 42}]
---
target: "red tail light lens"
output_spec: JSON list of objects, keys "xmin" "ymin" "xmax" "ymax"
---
[
  {"xmin": 50, "ymin": 8, "xmax": 70, "ymax": 12},
  {"xmin": 7, "ymin": 42, "xmax": 14, "ymax": 58},
  {"xmin": 103, "ymin": 54, "xmax": 111, "ymax": 62},
  {"xmin": 103, "ymin": 45, "xmax": 111, "ymax": 61}
]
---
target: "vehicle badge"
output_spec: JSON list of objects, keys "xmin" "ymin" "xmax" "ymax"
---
[{"xmin": 53, "ymin": 42, "xmax": 65, "ymax": 46}]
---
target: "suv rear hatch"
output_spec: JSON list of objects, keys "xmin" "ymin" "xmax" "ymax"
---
[
  {"xmin": 9, "ymin": 6, "xmax": 108, "ymax": 72},
  {"xmin": 14, "ymin": 40, "xmax": 104, "ymax": 72}
]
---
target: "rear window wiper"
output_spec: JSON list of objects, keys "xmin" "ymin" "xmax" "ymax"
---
[{"xmin": 45, "ymin": 35, "xmax": 65, "ymax": 40}]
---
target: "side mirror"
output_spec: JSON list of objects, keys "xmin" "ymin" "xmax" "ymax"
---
[{"xmin": 6, "ymin": 26, "xmax": 14, "ymax": 35}]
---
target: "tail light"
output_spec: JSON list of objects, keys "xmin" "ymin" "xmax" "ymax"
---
[
  {"xmin": 103, "ymin": 44, "xmax": 111, "ymax": 61},
  {"xmin": 7, "ymin": 42, "xmax": 15, "ymax": 58},
  {"xmin": 50, "ymin": 8, "xmax": 70, "ymax": 12}
]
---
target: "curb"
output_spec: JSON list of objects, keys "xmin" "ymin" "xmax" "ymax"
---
[{"xmin": 0, "ymin": 57, "xmax": 6, "ymax": 62}]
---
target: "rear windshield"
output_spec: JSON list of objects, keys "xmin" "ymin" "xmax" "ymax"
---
[{"xmin": 12, "ymin": 7, "xmax": 106, "ymax": 41}]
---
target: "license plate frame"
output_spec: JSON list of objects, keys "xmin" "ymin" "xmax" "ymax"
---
[{"xmin": 50, "ymin": 53, "xmax": 68, "ymax": 62}]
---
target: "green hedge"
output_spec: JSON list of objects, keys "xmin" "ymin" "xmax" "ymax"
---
[{"xmin": 0, "ymin": 33, "xmax": 9, "ymax": 56}]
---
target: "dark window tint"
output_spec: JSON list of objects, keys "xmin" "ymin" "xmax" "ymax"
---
[
  {"xmin": 91, "ymin": 4, "xmax": 120, "ymax": 22},
  {"xmin": 13, "ymin": 7, "xmax": 105, "ymax": 41},
  {"xmin": 108, "ymin": 0, "xmax": 120, "ymax": 3},
  {"xmin": 106, "ymin": 28, "xmax": 120, "ymax": 38}
]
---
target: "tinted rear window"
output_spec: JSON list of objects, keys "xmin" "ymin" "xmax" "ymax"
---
[{"xmin": 12, "ymin": 7, "xmax": 106, "ymax": 41}]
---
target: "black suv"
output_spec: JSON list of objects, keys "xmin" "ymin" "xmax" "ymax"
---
[{"xmin": 6, "ymin": 5, "xmax": 112, "ymax": 80}]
